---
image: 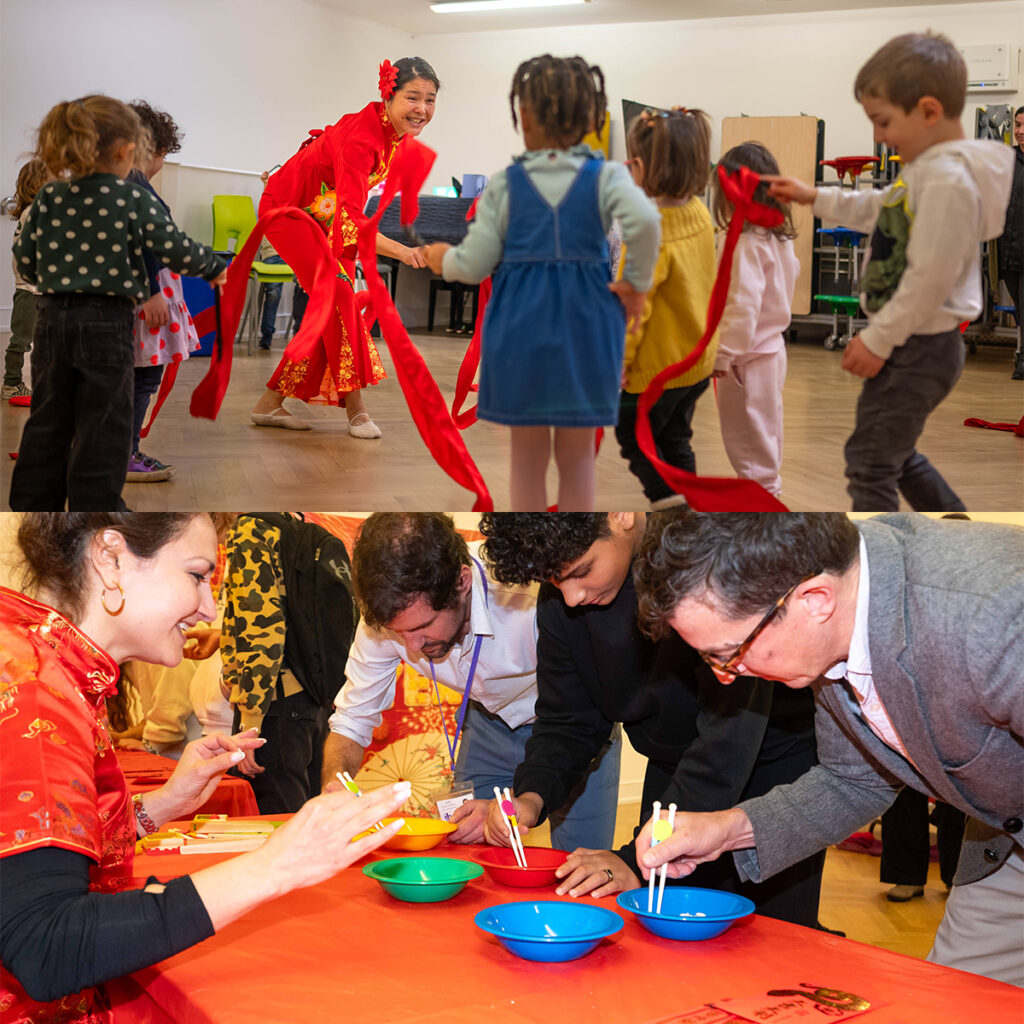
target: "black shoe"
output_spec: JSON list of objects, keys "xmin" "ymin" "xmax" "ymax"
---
[
  {"xmin": 258, "ymin": 338, "xmax": 273, "ymax": 350},
  {"xmin": 1012, "ymin": 353, "xmax": 1024, "ymax": 380}
]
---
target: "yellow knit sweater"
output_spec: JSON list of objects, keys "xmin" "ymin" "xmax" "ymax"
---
[{"xmin": 623, "ymin": 198, "xmax": 717, "ymax": 393}]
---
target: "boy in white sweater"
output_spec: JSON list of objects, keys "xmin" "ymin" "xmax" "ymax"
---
[{"xmin": 769, "ymin": 32, "xmax": 1015, "ymax": 511}]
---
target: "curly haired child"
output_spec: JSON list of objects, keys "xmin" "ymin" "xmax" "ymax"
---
[{"xmin": 426, "ymin": 55, "xmax": 660, "ymax": 510}]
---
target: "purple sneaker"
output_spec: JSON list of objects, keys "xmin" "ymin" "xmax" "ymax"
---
[{"xmin": 126, "ymin": 451, "xmax": 174, "ymax": 483}]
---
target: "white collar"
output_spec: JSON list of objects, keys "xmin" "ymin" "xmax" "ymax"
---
[{"xmin": 823, "ymin": 535, "xmax": 872, "ymax": 691}]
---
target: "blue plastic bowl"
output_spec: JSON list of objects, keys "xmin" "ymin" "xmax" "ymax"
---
[
  {"xmin": 616, "ymin": 887, "xmax": 755, "ymax": 940},
  {"xmin": 475, "ymin": 900, "xmax": 623, "ymax": 962}
]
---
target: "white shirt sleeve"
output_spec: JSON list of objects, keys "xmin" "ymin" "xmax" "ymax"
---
[
  {"xmin": 812, "ymin": 185, "xmax": 888, "ymax": 233},
  {"xmin": 328, "ymin": 622, "xmax": 403, "ymax": 748}
]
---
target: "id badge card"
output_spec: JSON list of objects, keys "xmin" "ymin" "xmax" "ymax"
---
[{"xmin": 431, "ymin": 781, "xmax": 474, "ymax": 822}]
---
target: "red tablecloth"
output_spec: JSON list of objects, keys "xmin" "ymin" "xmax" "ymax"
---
[
  {"xmin": 116, "ymin": 749, "xmax": 259, "ymax": 817},
  {"xmin": 112, "ymin": 831, "xmax": 1020, "ymax": 1024}
]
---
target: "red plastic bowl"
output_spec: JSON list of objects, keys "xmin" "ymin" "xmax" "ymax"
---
[{"xmin": 472, "ymin": 846, "xmax": 569, "ymax": 887}]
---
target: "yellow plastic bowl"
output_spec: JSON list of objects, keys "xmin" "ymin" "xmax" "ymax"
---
[{"xmin": 378, "ymin": 817, "xmax": 458, "ymax": 851}]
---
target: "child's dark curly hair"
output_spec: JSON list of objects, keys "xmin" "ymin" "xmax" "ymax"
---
[
  {"xmin": 479, "ymin": 513, "xmax": 612, "ymax": 586},
  {"xmin": 129, "ymin": 100, "xmax": 184, "ymax": 157},
  {"xmin": 509, "ymin": 55, "xmax": 606, "ymax": 149}
]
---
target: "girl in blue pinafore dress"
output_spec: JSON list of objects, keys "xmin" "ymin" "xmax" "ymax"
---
[{"xmin": 425, "ymin": 55, "xmax": 660, "ymax": 510}]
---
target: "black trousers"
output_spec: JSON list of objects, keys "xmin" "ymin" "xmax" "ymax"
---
[
  {"xmin": 637, "ymin": 755, "xmax": 826, "ymax": 929},
  {"xmin": 880, "ymin": 786, "xmax": 966, "ymax": 888},
  {"xmin": 9, "ymin": 294, "xmax": 134, "ymax": 510},
  {"xmin": 616, "ymin": 379, "xmax": 711, "ymax": 503},
  {"xmin": 233, "ymin": 690, "xmax": 330, "ymax": 815}
]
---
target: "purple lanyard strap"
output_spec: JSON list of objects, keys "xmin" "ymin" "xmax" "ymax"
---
[{"xmin": 430, "ymin": 557, "xmax": 488, "ymax": 768}]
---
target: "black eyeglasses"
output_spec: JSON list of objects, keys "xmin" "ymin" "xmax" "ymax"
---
[{"xmin": 701, "ymin": 572, "xmax": 819, "ymax": 681}]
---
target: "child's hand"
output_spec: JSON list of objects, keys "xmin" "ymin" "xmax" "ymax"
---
[
  {"xmin": 423, "ymin": 243, "xmax": 449, "ymax": 276},
  {"xmin": 763, "ymin": 175, "xmax": 817, "ymax": 206},
  {"xmin": 609, "ymin": 280, "xmax": 646, "ymax": 334},
  {"xmin": 841, "ymin": 335, "xmax": 885, "ymax": 378},
  {"xmin": 402, "ymin": 245, "xmax": 428, "ymax": 269},
  {"xmin": 211, "ymin": 269, "xmax": 229, "ymax": 289},
  {"xmin": 141, "ymin": 293, "xmax": 170, "ymax": 329}
]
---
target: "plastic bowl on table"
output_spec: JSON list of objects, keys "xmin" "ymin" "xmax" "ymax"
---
[
  {"xmin": 615, "ymin": 886, "xmax": 755, "ymax": 940},
  {"xmin": 472, "ymin": 846, "xmax": 569, "ymax": 887},
  {"xmin": 362, "ymin": 856, "xmax": 482, "ymax": 903},
  {"xmin": 474, "ymin": 900, "xmax": 623, "ymax": 962},
  {"xmin": 378, "ymin": 817, "xmax": 457, "ymax": 851}
]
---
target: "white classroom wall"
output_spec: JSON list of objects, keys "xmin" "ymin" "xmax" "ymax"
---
[
  {"xmin": 418, "ymin": 2, "xmax": 1024, "ymax": 193},
  {"xmin": 0, "ymin": 0, "xmax": 412, "ymax": 328},
  {"xmin": 2, "ymin": 0, "xmax": 1022, "ymax": 330}
]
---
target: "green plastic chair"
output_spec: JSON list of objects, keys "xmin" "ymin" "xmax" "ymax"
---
[{"xmin": 212, "ymin": 194, "xmax": 296, "ymax": 353}]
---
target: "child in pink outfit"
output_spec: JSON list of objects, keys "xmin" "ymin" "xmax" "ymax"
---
[{"xmin": 711, "ymin": 142, "xmax": 798, "ymax": 497}]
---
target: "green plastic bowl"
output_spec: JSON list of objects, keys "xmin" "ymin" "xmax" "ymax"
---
[{"xmin": 362, "ymin": 856, "xmax": 483, "ymax": 903}]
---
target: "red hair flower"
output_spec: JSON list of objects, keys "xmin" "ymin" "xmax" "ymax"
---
[{"xmin": 378, "ymin": 60, "xmax": 400, "ymax": 101}]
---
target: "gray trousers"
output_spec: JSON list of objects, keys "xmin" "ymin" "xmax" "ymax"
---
[{"xmin": 844, "ymin": 327, "xmax": 965, "ymax": 511}]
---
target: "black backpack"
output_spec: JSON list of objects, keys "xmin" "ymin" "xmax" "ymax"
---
[{"xmin": 250, "ymin": 513, "xmax": 359, "ymax": 709}]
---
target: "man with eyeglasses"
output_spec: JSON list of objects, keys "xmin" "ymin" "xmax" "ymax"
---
[{"xmin": 633, "ymin": 511, "xmax": 1024, "ymax": 987}]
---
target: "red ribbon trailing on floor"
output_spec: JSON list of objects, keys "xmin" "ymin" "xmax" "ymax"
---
[
  {"xmin": 634, "ymin": 164, "xmax": 790, "ymax": 511},
  {"xmin": 186, "ymin": 142, "xmax": 492, "ymax": 510},
  {"xmin": 354, "ymin": 138, "xmax": 492, "ymax": 509},
  {"xmin": 189, "ymin": 206, "xmax": 342, "ymax": 422},
  {"xmin": 963, "ymin": 413, "xmax": 1024, "ymax": 436}
]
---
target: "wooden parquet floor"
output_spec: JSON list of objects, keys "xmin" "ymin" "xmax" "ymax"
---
[{"xmin": 2, "ymin": 332, "xmax": 1021, "ymax": 511}]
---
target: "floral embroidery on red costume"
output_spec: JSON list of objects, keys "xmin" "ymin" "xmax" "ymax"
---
[
  {"xmin": 258, "ymin": 97, "xmax": 405, "ymax": 404},
  {"xmin": 0, "ymin": 587, "xmax": 131, "ymax": 1024}
]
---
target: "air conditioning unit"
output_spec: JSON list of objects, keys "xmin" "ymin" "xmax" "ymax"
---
[{"xmin": 960, "ymin": 44, "xmax": 1019, "ymax": 93}]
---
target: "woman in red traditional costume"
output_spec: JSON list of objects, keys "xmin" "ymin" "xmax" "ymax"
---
[
  {"xmin": 250, "ymin": 57, "xmax": 440, "ymax": 436},
  {"xmin": 0, "ymin": 513, "xmax": 411, "ymax": 1023}
]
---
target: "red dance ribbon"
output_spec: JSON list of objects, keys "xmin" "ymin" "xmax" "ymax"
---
[
  {"xmin": 190, "ymin": 205, "xmax": 344, "ymax": 421},
  {"xmin": 634, "ymin": 164, "xmax": 790, "ymax": 511},
  {"xmin": 138, "ymin": 357, "xmax": 180, "ymax": 439},
  {"xmin": 450, "ymin": 198, "xmax": 486, "ymax": 428},
  {"xmin": 963, "ymin": 414, "xmax": 1024, "ymax": 436},
  {"xmin": 356, "ymin": 137, "xmax": 493, "ymax": 510}
]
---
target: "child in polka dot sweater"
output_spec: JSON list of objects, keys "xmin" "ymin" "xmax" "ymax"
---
[{"xmin": 9, "ymin": 94, "xmax": 226, "ymax": 511}]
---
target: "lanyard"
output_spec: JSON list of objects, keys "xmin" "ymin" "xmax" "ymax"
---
[{"xmin": 430, "ymin": 557, "xmax": 488, "ymax": 770}]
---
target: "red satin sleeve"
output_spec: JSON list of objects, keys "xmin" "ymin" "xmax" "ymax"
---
[
  {"xmin": 0, "ymin": 626, "xmax": 133, "ymax": 891},
  {"xmin": 329, "ymin": 131, "xmax": 378, "ymax": 263}
]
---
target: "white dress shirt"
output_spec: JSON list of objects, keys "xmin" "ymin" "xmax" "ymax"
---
[
  {"xmin": 823, "ymin": 534, "xmax": 914, "ymax": 763},
  {"xmin": 329, "ymin": 542, "xmax": 539, "ymax": 748}
]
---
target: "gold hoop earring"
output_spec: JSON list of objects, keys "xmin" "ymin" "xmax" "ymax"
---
[{"xmin": 101, "ymin": 582, "xmax": 125, "ymax": 617}]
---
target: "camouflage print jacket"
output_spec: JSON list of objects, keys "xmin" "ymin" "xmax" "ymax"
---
[{"xmin": 221, "ymin": 516, "xmax": 286, "ymax": 734}]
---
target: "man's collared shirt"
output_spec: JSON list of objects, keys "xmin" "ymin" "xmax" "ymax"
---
[
  {"xmin": 823, "ymin": 534, "xmax": 914, "ymax": 763},
  {"xmin": 329, "ymin": 542, "xmax": 539, "ymax": 747}
]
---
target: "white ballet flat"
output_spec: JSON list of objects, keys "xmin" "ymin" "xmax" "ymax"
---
[{"xmin": 347, "ymin": 412, "xmax": 382, "ymax": 439}]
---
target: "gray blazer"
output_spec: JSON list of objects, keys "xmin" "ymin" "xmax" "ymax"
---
[{"xmin": 736, "ymin": 513, "xmax": 1024, "ymax": 887}]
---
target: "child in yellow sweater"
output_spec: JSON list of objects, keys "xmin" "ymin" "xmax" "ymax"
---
[{"xmin": 616, "ymin": 108, "xmax": 717, "ymax": 506}]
